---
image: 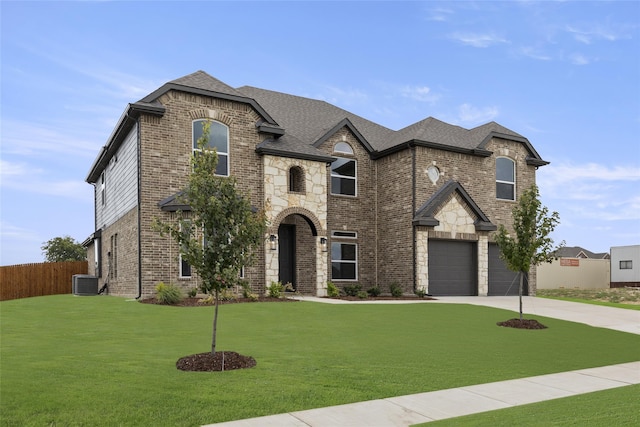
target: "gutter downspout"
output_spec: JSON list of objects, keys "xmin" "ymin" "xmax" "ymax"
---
[
  {"xmin": 411, "ymin": 143, "xmax": 417, "ymax": 293},
  {"xmin": 135, "ymin": 119, "xmax": 143, "ymax": 299}
]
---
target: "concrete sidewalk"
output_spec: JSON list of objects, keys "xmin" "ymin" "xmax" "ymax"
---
[
  {"xmin": 205, "ymin": 362, "xmax": 639, "ymax": 427},
  {"xmin": 204, "ymin": 297, "xmax": 640, "ymax": 427}
]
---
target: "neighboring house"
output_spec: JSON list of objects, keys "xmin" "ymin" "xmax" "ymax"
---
[
  {"xmin": 84, "ymin": 70, "xmax": 549, "ymax": 299},
  {"xmin": 610, "ymin": 245, "xmax": 640, "ymax": 288},
  {"xmin": 554, "ymin": 246, "xmax": 610, "ymax": 259}
]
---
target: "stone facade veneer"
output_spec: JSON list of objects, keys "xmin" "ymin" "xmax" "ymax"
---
[
  {"xmin": 263, "ymin": 155, "xmax": 328, "ymax": 295},
  {"xmin": 433, "ymin": 193, "xmax": 476, "ymax": 237}
]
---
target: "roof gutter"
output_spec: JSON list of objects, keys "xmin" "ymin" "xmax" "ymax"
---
[{"xmin": 86, "ymin": 102, "xmax": 165, "ymax": 184}]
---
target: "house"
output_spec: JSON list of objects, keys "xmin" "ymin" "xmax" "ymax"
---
[
  {"xmin": 610, "ymin": 245, "xmax": 640, "ymax": 288},
  {"xmin": 553, "ymin": 246, "xmax": 610, "ymax": 259},
  {"xmin": 84, "ymin": 70, "xmax": 549, "ymax": 299}
]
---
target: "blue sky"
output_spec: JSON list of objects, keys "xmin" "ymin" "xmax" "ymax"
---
[{"xmin": 1, "ymin": 1, "xmax": 639, "ymax": 265}]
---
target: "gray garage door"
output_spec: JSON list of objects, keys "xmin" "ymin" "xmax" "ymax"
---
[
  {"xmin": 488, "ymin": 243, "xmax": 528, "ymax": 296},
  {"xmin": 428, "ymin": 240, "xmax": 476, "ymax": 296}
]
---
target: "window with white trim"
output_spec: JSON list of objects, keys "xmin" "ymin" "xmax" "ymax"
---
[
  {"xmin": 331, "ymin": 231, "xmax": 358, "ymax": 280},
  {"xmin": 193, "ymin": 119, "xmax": 229, "ymax": 176},
  {"xmin": 496, "ymin": 157, "xmax": 515, "ymax": 200}
]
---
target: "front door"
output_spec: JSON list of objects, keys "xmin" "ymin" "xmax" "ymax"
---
[{"xmin": 278, "ymin": 224, "xmax": 296, "ymax": 289}]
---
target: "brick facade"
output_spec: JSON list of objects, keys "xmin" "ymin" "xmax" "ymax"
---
[{"xmin": 86, "ymin": 71, "xmax": 545, "ymax": 299}]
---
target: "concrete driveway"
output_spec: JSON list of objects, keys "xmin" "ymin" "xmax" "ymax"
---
[{"xmin": 432, "ymin": 296, "xmax": 640, "ymax": 335}]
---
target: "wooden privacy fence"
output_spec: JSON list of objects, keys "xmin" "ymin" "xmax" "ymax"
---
[{"xmin": 0, "ymin": 261, "xmax": 88, "ymax": 301}]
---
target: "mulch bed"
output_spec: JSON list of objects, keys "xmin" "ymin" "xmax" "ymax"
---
[
  {"xmin": 139, "ymin": 296, "xmax": 298, "ymax": 307},
  {"xmin": 497, "ymin": 318, "xmax": 548, "ymax": 329},
  {"xmin": 324, "ymin": 296, "xmax": 437, "ymax": 301},
  {"xmin": 140, "ymin": 296, "xmax": 288, "ymax": 372},
  {"xmin": 176, "ymin": 351, "xmax": 256, "ymax": 372}
]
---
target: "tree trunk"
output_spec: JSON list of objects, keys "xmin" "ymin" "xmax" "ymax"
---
[
  {"xmin": 211, "ymin": 288, "xmax": 220, "ymax": 355},
  {"xmin": 518, "ymin": 271, "xmax": 524, "ymax": 321}
]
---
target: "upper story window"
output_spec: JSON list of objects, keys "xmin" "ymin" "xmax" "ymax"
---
[
  {"xmin": 496, "ymin": 157, "xmax": 515, "ymax": 201},
  {"xmin": 289, "ymin": 166, "xmax": 305, "ymax": 193},
  {"xmin": 100, "ymin": 172, "xmax": 106, "ymax": 206},
  {"xmin": 334, "ymin": 142, "xmax": 354, "ymax": 155},
  {"xmin": 331, "ymin": 158, "xmax": 357, "ymax": 196},
  {"xmin": 193, "ymin": 119, "xmax": 229, "ymax": 176}
]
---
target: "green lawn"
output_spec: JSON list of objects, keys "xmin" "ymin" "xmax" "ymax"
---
[
  {"xmin": 416, "ymin": 384, "xmax": 640, "ymax": 426},
  {"xmin": 1, "ymin": 295, "xmax": 638, "ymax": 426}
]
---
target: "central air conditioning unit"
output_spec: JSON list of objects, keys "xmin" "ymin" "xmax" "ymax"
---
[{"xmin": 72, "ymin": 275, "xmax": 99, "ymax": 296}]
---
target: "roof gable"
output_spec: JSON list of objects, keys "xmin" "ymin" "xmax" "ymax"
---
[
  {"xmin": 312, "ymin": 118, "xmax": 375, "ymax": 153},
  {"xmin": 139, "ymin": 70, "xmax": 279, "ymax": 127},
  {"xmin": 413, "ymin": 180, "xmax": 497, "ymax": 231}
]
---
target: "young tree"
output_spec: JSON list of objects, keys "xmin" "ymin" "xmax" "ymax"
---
[
  {"xmin": 42, "ymin": 236, "xmax": 87, "ymax": 262},
  {"xmin": 154, "ymin": 121, "xmax": 267, "ymax": 356},
  {"xmin": 494, "ymin": 185, "xmax": 563, "ymax": 320}
]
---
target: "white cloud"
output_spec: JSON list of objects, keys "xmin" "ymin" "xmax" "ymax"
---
[
  {"xmin": 455, "ymin": 103, "xmax": 499, "ymax": 125},
  {"xmin": 448, "ymin": 32, "xmax": 509, "ymax": 48},
  {"xmin": 0, "ymin": 159, "xmax": 92, "ymax": 202},
  {"xmin": 20, "ymin": 41, "xmax": 161, "ymax": 101},
  {"xmin": 317, "ymin": 85, "xmax": 369, "ymax": 107},
  {"xmin": 565, "ymin": 24, "xmax": 626, "ymax": 44},
  {"xmin": 400, "ymin": 85, "xmax": 441, "ymax": 104},
  {"xmin": 2, "ymin": 118, "xmax": 104, "ymax": 159},
  {"xmin": 0, "ymin": 221, "xmax": 41, "ymax": 243},
  {"xmin": 537, "ymin": 162, "xmax": 640, "ymax": 224},
  {"xmin": 426, "ymin": 7, "xmax": 454, "ymax": 22},
  {"xmin": 568, "ymin": 53, "xmax": 590, "ymax": 65},
  {"xmin": 517, "ymin": 46, "xmax": 552, "ymax": 61}
]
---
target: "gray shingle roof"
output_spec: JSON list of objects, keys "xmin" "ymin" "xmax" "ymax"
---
[
  {"xmin": 130, "ymin": 71, "xmax": 548, "ymax": 165},
  {"xmin": 237, "ymin": 86, "xmax": 393, "ymax": 151},
  {"xmin": 554, "ymin": 246, "xmax": 610, "ymax": 259},
  {"xmin": 237, "ymin": 83, "xmax": 545, "ymax": 162},
  {"xmin": 169, "ymin": 70, "xmax": 246, "ymax": 98}
]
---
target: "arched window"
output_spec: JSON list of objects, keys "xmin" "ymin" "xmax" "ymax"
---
[
  {"xmin": 496, "ymin": 157, "xmax": 515, "ymax": 200},
  {"xmin": 334, "ymin": 142, "xmax": 353, "ymax": 155},
  {"xmin": 193, "ymin": 119, "xmax": 229, "ymax": 176},
  {"xmin": 289, "ymin": 166, "xmax": 305, "ymax": 193},
  {"xmin": 331, "ymin": 142, "xmax": 356, "ymax": 196}
]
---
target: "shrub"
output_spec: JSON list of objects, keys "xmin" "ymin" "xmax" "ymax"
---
[
  {"xmin": 343, "ymin": 284, "xmax": 362, "ymax": 297},
  {"xmin": 326, "ymin": 281, "xmax": 340, "ymax": 297},
  {"xmin": 268, "ymin": 281, "xmax": 284, "ymax": 298},
  {"xmin": 219, "ymin": 288, "xmax": 237, "ymax": 301},
  {"xmin": 188, "ymin": 288, "xmax": 198, "ymax": 298},
  {"xmin": 367, "ymin": 286, "xmax": 381, "ymax": 297},
  {"xmin": 155, "ymin": 282, "xmax": 183, "ymax": 305},
  {"xmin": 415, "ymin": 288, "xmax": 426, "ymax": 298},
  {"xmin": 389, "ymin": 282, "xmax": 403, "ymax": 298},
  {"xmin": 357, "ymin": 290, "xmax": 369, "ymax": 299},
  {"xmin": 239, "ymin": 280, "xmax": 252, "ymax": 298}
]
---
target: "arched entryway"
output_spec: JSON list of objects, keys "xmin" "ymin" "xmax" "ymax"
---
[{"xmin": 267, "ymin": 207, "xmax": 327, "ymax": 295}]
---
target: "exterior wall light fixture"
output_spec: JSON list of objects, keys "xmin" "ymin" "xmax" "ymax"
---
[
  {"xmin": 269, "ymin": 234, "xmax": 277, "ymax": 250},
  {"xmin": 320, "ymin": 237, "xmax": 328, "ymax": 252}
]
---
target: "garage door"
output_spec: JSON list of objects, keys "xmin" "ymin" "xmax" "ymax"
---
[
  {"xmin": 428, "ymin": 240, "xmax": 476, "ymax": 296},
  {"xmin": 488, "ymin": 244, "xmax": 527, "ymax": 296}
]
